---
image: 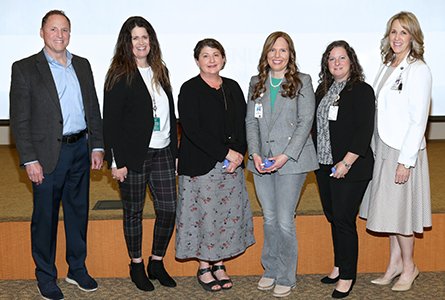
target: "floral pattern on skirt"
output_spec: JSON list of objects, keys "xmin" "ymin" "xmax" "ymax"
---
[{"xmin": 175, "ymin": 162, "xmax": 255, "ymax": 261}]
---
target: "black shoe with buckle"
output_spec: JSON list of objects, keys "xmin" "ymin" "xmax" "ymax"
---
[{"xmin": 211, "ymin": 265, "xmax": 233, "ymax": 290}]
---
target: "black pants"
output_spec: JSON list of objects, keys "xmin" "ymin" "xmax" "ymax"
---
[
  {"xmin": 315, "ymin": 164, "xmax": 369, "ymax": 279},
  {"xmin": 119, "ymin": 147, "xmax": 176, "ymax": 258}
]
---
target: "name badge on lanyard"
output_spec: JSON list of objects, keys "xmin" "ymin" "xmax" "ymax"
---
[
  {"xmin": 328, "ymin": 106, "xmax": 338, "ymax": 121},
  {"xmin": 328, "ymin": 95, "xmax": 340, "ymax": 121},
  {"xmin": 254, "ymin": 102, "xmax": 263, "ymax": 118},
  {"xmin": 153, "ymin": 117, "xmax": 161, "ymax": 131}
]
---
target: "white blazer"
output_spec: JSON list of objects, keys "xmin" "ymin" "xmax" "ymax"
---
[{"xmin": 374, "ymin": 55, "xmax": 432, "ymax": 167}]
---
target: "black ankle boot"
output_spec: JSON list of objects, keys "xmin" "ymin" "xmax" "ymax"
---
[
  {"xmin": 130, "ymin": 260, "xmax": 154, "ymax": 291},
  {"xmin": 147, "ymin": 257, "xmax": 177, "ymax": 287}
]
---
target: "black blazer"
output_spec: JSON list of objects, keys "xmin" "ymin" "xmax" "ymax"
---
[
  {"xmin": 10, "ymin": 50, "xmax": 104, "ymax": 173},
  {"xmin": 178, "ymin": 75, "xmax": 246, "ymax": 177},
  {"xmin": 103, "ymin": 69, "xmax": 177, "ymax": 172},
  {"xmin": 312, "ymin": 81, "xmax": 375, "ymax": 181}
]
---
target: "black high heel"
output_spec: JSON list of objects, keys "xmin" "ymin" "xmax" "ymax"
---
[
  {"xmin": 321, "ymin": 275, "xmax": 339, "ymax": 284},
  {"xmin": 332, "ymin": 279, "xmax": 355, "ymax": 299},
  {"xmin": 197, "ymin": 268, "xmax": 221, "ymax": 292}
]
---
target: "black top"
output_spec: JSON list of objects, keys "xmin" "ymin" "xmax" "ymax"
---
[
  {"xmin": 312, "ymin": 81, "xmax": 375, "ymax": 181},
  {"xmin": 103, "ymin": 70, "xmax": 177, "ymax": 172},
  {"xmin": 178, "ymin": 75, "xmax": 247, "ymax": 176}
]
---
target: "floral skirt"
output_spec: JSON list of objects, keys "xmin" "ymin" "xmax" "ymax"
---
[{"xmin": 175, "ymin": 162, "xmax": 255, "ymax": 261}]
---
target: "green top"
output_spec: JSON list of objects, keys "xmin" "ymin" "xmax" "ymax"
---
[{"xmin": 270, "ymin": 77, "xmax": 282, "ymax": 111}]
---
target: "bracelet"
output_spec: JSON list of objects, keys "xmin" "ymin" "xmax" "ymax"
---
[{"xmin": 341, "ymin": 160, "xmax": 352, "ymax": 170}]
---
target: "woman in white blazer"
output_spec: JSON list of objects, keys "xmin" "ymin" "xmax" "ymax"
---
[
  {"xmin": 245, "ymin": 31, "xmax": 318, "ymax": 298},
  {"xmin": 360, "ymin": 11, "xmax": 432, "ymax": 292}
]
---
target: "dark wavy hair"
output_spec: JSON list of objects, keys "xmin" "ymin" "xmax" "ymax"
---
[
  {"xmin": 316, "ymin": 40, "xmax": 365, "ymax": 98},
  {"xmin": 380, "ymin": 11, "xmax": 425, "ymax": 64},
  {"xmin": 104, "ymin": 16, "xmax": 170, "ymax": 91},
  {"xmin": 251, "ymin": 31, "xmax": 301, "ymax": 100}
]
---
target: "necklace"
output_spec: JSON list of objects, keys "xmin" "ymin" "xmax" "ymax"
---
[
  {"xmin": 269, "ymin": 73, "xmax": 283, "ymax": 88},
  {"xmin": 221, "ymin": 84, "xmax": 227, "ymax": 111},
  {"xmin": 202, "ymin": 75, "xmax": 222, "ymax": 89}
]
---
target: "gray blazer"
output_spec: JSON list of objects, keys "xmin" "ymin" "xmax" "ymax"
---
[
  {"xmin": 10, "ymin": 50, "xmax": 104, "ymax": 173},
  {"xmin": 245, "ymin": 73, "xmax": 318, "ymax": 175}
]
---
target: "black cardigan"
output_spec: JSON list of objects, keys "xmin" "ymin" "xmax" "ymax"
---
[
  {"xmin": 312, "ymin": 81, "xmax": 375, "ymax": 181},
  {"xmin": 178, "ymin": 75, "xmax": 246, "ymax": 177},
  {"xmin": 103, "ymin": 70, "xmax": 177, "ymax": 172}
]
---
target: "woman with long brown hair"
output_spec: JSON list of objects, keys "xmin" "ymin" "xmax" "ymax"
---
[
  {"xmin": 103, "ymin": 16, "xmax": 177, "ymax": 291},
  {"xmin": 245, "ymin": 31, "xmax": 318, "ymax": 298},
  {"xmin": 314, "ymin": 40, "xmax": 375, "ymax": 298}
]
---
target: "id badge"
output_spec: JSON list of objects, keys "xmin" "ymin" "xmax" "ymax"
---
[
  {"xmin": 328, "ymin": 106, "xmax": 338, "ymax": 121},
  {"xmin": 254, "ymin": 103, "xmax": 263, "ymax": 118},
  {"xmin": 153, "ymin": 117, "xmax": 161, "ymax": 131}
]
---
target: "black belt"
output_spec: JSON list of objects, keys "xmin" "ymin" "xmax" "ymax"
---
[{"xmin": 62, "ymin": 129, "xmax": 86, "ymax": 144}]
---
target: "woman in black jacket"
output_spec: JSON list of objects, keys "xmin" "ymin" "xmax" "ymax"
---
[
  {"xmin": 313, "ymin": 40, "xmax": 375, "ymax": 298},
  {"xmin": 103, "ymin": 16, "xmax": 177, "ymax": 292},
  {"xmin": 175, "ymin": 38, "xmax": 254, "ymax": 292}
]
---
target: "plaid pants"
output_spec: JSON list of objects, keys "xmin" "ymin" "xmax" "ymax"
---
[{"xmin": 119, "ymin": 147, "xmax": 176, "ymax": 258}]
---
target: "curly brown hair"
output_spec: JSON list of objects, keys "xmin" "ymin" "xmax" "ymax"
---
[
  {"xmin": 104, "ymin": 16, "xmax": 171, "ymax": 92},
  {"xmin": 251, "ymin": 31, "xmax": 301, "ymax": 100},
  {"xmin": 316, "ymin": 40, "xmax": 365, "ymax": 98}
]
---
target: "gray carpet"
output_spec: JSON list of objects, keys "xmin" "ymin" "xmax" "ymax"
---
[{"xmin": 1, "ymin": 273, "xmax": 444, "ymax": 299}]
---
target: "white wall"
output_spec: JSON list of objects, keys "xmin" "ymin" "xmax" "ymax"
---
[
  {"xmin": 2, "ymin": 0, "xmax": 444, "ymax": 145},
  {"xmin": 1, "ymin": 0, "xmax": 445, "ymax": 120}
]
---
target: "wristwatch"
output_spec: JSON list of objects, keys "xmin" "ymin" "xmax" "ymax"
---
[{"xmin": 403, "ymin": 164, "xmax": 412, "ymax": 169}]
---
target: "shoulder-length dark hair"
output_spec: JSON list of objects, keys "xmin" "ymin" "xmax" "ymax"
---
[
  {"xmin": 380, "ymin": 11, "xmax": 425, "ymax": 64},
  {"xmin": 104, "ymin": 16, "xmax": 170, "ymax": 91},
  {"xmin": 316, "ymin": 40, "xmax": 365, "ymax": 98},
  {"xmin": 193, "ymin": 38, "xmax": 226, "ymax": 69},
  {"xmin": 251, "ymin": 31, "xmax": 301, "ymax": 100}
]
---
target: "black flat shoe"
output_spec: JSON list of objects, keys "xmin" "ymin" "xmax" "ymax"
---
[
  {"xmin": 147, "ymin": 257, "xmax": 176, "ymax": 287},
  {"xmin": 197, "ymin": 267, "xmax": 221, "ymax": 292},
  {"xmin": 130, "ymin": 261, "xmax": 154, "ymax": 291},
  {"xmin": 332, "ymin": 279, "xmax": 355, "ymax": 299},
  {"xmin": 212, "ymin": 265, "xmax": 233, "ymax": 290},
  {"xmin": 321, "ymin": 275, "xmax": 340, "ymax": 284}
]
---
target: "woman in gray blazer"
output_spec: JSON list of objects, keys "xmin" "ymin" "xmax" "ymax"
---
[{"xmin": 245, "ymin": 31, "xmax": 318, "ymax": 298}]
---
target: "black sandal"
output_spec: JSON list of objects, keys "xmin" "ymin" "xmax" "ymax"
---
[
  {"xmin": 212, "ymin": 265, "xmax": 233, "ymax": 290},
  {"xmin": 197, "ymin": 267, "xmax": 221, "ymax": 292}
]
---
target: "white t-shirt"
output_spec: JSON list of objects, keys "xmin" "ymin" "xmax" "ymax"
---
[{"xmin": 138, "ymin": 66, "xmax": 171, "ymax": 149}]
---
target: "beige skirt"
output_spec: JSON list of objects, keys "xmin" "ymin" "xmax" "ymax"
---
[{"xmin": 359, "ymin": 133, "xmax": 432, "ymax": 235}]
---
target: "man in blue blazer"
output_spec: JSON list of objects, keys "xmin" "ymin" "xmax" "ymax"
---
[{"xmin": 10, "ymin": 10, "xmax": 103, "ymax": 300}]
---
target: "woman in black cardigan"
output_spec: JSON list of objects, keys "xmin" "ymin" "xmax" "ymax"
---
[
  {"xmin": 103, "ymin": 17, "xmax": 177, "ymax": 292},
  {"xmin": 313, "ymin": 40, "xmax": 375, "ymax": 298},
  {"xmin": 175, "ymin": 38, "xmax": 254, "ymax": 292}
]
